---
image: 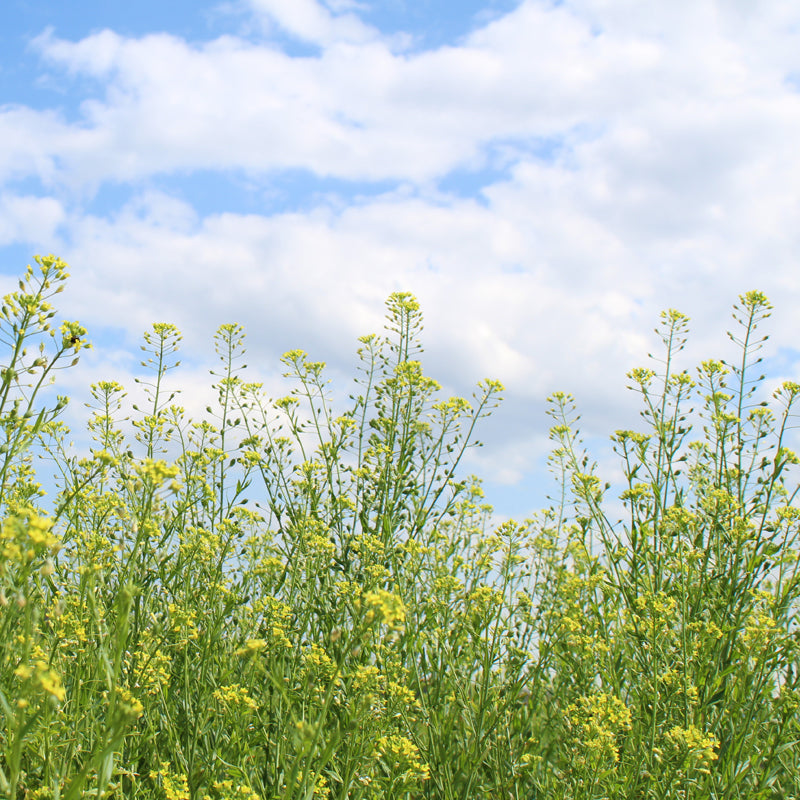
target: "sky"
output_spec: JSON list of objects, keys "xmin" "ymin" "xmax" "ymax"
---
[{"xmin": 2, "ymin": 0, "xmax": 800, "ymax": 521}]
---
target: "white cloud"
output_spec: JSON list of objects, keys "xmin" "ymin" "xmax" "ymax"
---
[
  {"xmin": 5, "ymin": 0, "xmax": 794, "ymax": 196},
  {"xmin": 245, "ymin": 0, "xmax": 378, "ymax": 45},
  {"xmin": 32, "ymin": 27, "xmax": 123, "ymax": 77},
  {"xmin": 3, "ymin": 0, "xmax": 800, "ymax": 514},
  {"xmin": 43, "ymin": 183, "xmax": 660, "ymax": 470},
  {"xmin": 0, "ymin": 106, "xmax": 66, "ymax": 185},
  {"xmin": 0, "ymin": 193, "xmax": 65, "ymax": 245},
  {"xmin": 0, "ymin": 2, "xmax": 709, "ymax": 184}
]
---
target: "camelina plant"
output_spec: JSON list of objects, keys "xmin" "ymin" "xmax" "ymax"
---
[{"xmin": 1, "ymin": 256, "xmax": 799, "ymax": 799}]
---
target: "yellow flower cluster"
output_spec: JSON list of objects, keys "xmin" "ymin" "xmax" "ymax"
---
[
  {"xmin": 251, "ymin": 595, "xmax": 294, "ymax": 650},
  {"xmin": 150, "ymin": 762, "xmax": 190, "ymax": 800},
  {"xmin": 135, "ymin": 458, "xmax": 181, "ymax": 486},
  {"xmin": 14, "ymin": 658, "xmax": 66, "ymax": 703},
  {"xmin": 666, "ymin": 724, "xmax": 719, "ymax": 774},
  {"xmin": 115, "ymin": 685, "xmax": 144, "ymax": 720},
  {"xmin": 464, "ymin": 584, "xmax": 503, "ymax": 629},
  {"xmin": 202, "ymin": 780, "xmax": 262, "ymax": 800},
  {"xmin": 302, "ymin": 643, "xmax": 336, "ymax": 681},
  {"xmin": 0, "ymin": 512, "xmax": 60, "ymax": 566},
  {"xmin": 289, "ymin": 770, "xmax": 331, "ymax": 798},
  {"xmin": 373, "ymin": 734, "xmax": 430, "ymax": 783},
  {"xmin": 212, "ymin": 683, "xmax": 258, "ymax": 713},
  {"xmin": 235, "ymin": 638, "xmax": 267, "ymax": 657},
  {"xmin": 363, "ymin": 588, "xmax": 406, "ymax": 631},
  {"xmin": 292, "ymin": 516, "xmax": 336, "ymax": 558},
  {"xmin": 565, "ymin": 692, "xmax": 632, "ymax": 767},
  {"xmin": 168, "ymin": 602, "xmax": 200, "ymax": 641},
  {"xmin": 128, "ymin": 629, "xmax": 171, "ymax": 697},
  {"xmin": 179, "ymin": 525, "xmax": 223, "ymax": 567}
]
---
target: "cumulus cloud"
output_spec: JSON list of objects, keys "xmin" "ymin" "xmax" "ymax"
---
[
  {"xmin": 8, "ymin": 0, "xmax": 798, "ymax": 198},
  {"xmin": 0, "ymin": 193, "xmax": 65, "ymax": 245},
  {"xmin": 12, "ymin": 0, "xmax": 756, "ymax": 185},
  {"xmin": 3, "ymin": 0, "xmax": 800, "ymax": 515},
  {"xmin": 245, "ymin": 0, "xmax": 378, "ymax": 45}
]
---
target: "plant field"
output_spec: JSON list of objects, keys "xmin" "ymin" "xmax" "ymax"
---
[{"xmin": 1, "ymin": 256, "xmax": 799, "ymax": 799}]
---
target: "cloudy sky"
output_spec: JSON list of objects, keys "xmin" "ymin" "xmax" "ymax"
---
[{"xmin": 2, "ymin": 0, "xmax": 800, "ymax": 519}]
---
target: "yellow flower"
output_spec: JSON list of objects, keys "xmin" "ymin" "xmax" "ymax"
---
[
  {"xmin": 363, "ymin": 588, "xmax": 406, "ymax": 631},
  {"xmin": 565, "ymin": 693, "xmax": 632, "ymax": 766},
  {"xmin": 666, "ymin": 725, "xmax": 719, "ymax": 774},
  {"xmin": 212, "ymin": 683, "xmax": 258, "ymax": 712},
  {"xmin": 115, "ymin": 686, "xmax": 144, "ymax": 719},
  {"xmin": 15, "ymin": 660, "xmax": 66, "ymax": 703},
  {"xmin": 373, "ymin": 734, "xmax": 430, "ymax": 783},
  {"xmin": 236, "ymin": 637, "xmax": 277, "ymax": 657},
  {"xmin": 151, "ymin": 762, "xmax": 190, "ymax": 800}
]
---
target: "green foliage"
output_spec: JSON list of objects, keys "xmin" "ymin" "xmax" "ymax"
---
[{"xmin": 0, "ymin": 259, "xmax": 799, "ymax": 799}]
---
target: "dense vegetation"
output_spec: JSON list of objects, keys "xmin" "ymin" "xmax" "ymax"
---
[{"xmin": 1, "ymin": 255, "xmax": 799, "ymax": 799}]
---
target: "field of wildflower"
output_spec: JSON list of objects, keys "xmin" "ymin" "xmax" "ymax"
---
[{"xmin": 1, "ymin": 255, "xmax": 799, "ymax": 799}]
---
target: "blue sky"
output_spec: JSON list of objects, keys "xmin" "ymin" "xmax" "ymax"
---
[{"xmin": 2, "ymin": 0, "xmax": 800, "ymax": 520}]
